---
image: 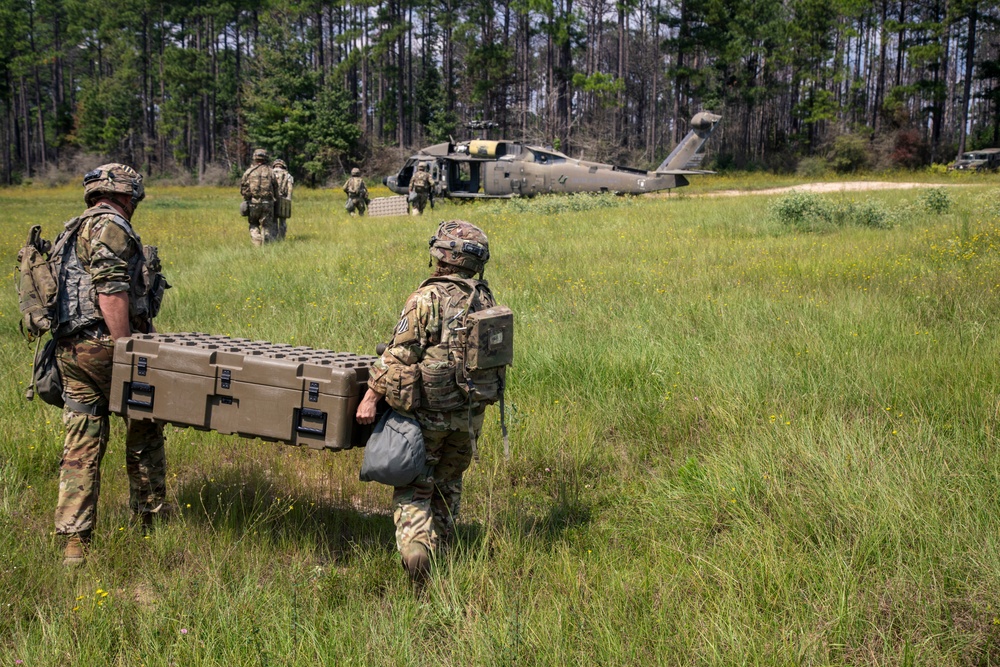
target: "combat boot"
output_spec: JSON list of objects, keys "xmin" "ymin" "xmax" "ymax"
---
[
  {"xmin": 63, "ymin": 530, "xmax": 91, "ymax": 567},
  {"xmin": 401, "ymin": 543, "xmax": 431, "ymax": 584}
]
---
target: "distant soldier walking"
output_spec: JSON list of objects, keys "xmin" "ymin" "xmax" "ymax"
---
[
  {"xmin": 408, "ymin": 163, "xmax": 434, "ymax": 215},
  {"xmin": 240, "ymin": 148, "xmax": 279, "ymax": 246},
  {"xmin": 343, "ymin": 167, "xmax": 369, "ymax": 216},
  {"xmin": 357, "ymin": 221, "xmax": 512, "ymax": 582},
  {"xmin": 53, "ymin": 164, "xmax": 170, "ymax": 566},
  {"xmin": 272, "ymin": 159, "xmax": 294, "ymax": 240}
]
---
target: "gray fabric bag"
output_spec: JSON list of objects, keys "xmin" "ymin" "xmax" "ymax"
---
[
  {"xmin": 32, "ymin": 336, "xmax": 64, "ymax": 408},
  {"xmin": 359, "ymin": 410, "xmax": 427, "ymax": 487}
]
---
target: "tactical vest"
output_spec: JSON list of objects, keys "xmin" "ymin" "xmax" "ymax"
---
[
  {"xmin": 274, "ymin": 169, "xmax": 293, "ymax": 199},
  {"xmin": 411, "ymin": 172, "xmax": 431, "ymax": 193},
  {"xmin": 243, "ymin": 164, "xmax": 274, "ymax": 201},
  {"xmin": 416, "ymin": 276, "xmax": 512, "ymax": 412},
  {"xmin": 345, "ymin": 177, "xmax": 365, "ymax": 197},
  {"xmin": 54, "ymin": 208, "xmax": 147, "ymax": 338}
]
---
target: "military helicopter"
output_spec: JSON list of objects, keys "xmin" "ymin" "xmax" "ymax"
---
[{"xmin": 384, "ymin": 112, "xmax": 721, "ymax": 199}]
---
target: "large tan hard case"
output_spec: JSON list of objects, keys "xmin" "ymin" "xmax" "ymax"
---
[
  {"xmin": 109, "ymin": 333, "xmax": 377, "ymax": 450},
  {"xmin": 367, "ymin": 195, "xmax": 408, "ymax": 217}
]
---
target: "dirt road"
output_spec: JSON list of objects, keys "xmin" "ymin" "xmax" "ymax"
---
[{"xmin": 698, "ymin": 181, "xmax": 962, "ymax": 198}]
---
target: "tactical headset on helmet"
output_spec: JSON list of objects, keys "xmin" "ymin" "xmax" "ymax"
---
[
  {"xmin": 252, "ymin": 148, "xmax": 269, "ymax": 162},
  {"xmin": 428, "ymin": 220, "xmax": 490, "ymax": 276},
  {"xmin": 273, "ymin": 159, "xmax": 287, "ymax": 169},
  {"xmin": 83, "ymin": 163, "xmax": 145, "ymax": 209},
  {"xmin": 351, "ymin": 167, "xmax": 361, "ymax": 176}
]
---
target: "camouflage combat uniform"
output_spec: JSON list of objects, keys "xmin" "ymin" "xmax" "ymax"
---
[
  {"xmin": 240, "ymin": 162, "xmax": 279, "ymax": 246},
  {"xmin": 273, "ymin": 164, "xmax": 294, "ymax": 240},
  {"xmin": 54, "ymin": 204, "xmax": 167, "ymax": 535},
  {"xmin": 368, "ymin": 268, "xmax": 488, "ymax": 556},
  {"xmin": 343, "ymin": 176, "xmax": 369, "ymax": 216},
  {"xmin": 408, "ymin": 169, "xmax": 434, "ymax": 215}
]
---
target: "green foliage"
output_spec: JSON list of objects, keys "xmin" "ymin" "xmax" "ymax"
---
[
  {"xmin": 71, "ymin": 28, "xmax": 144, "ymax": 160},
  {"xmin": 795, "ymin": 88, "xmax": 838, "ymax": 125},
  {"xmin": 795, "ymin": 156, "xmax": 830, "ymax": 177},
  {"xmin": 771, "ymin": 191, "xmax": 836, "ymax": 227},
  {"xmin": 74, "ymin": 74, "xmax": 140, "ymax": 157},
  {"xmin": 159, "ymin": 45, "xmax": 212, "ymax": 166},
  {"xmin": 918, "ymin": 187, "xmax": 952, "ymax": 214},
  {"xmin": 300, "ymin": 89, "xmax": 362, "ymax": 184},
  {"xmin": 845, "ymin": 198, "xmax": 894, "ymax": 229},
  {"xmin": 772, "ymin": 192, "xmax": 895, "ymax": 230},
  {"xmin": 828, "ymin": 133, "xmax": 870, "ymax": 173},
  {"xmin": 417, "ymin": 65, "xmax": 458, "ymax": 144},
  {"xmin": 571, "ymin": 72, "xmax": 624, "ymax": 108},
  {"xmin": 486, "ymin": 192, "xmax": 635, "ymax": 215},
  {"xmin": 244, "ymin": 15, "xmax": 359, "ymax": 184}
]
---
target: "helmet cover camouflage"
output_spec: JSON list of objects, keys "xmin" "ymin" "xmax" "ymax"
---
[
  {"xmin": 429, "ymin": 220, "xmax": 490, "ymax": 274},
  {"xmin": 83, "ymin": 163, "xmax": 145, "ymax": 208},
  {"xmin": 273, "ymin": 159, "xmax": 287, "ymax": 169},
  {"xmin": 418, "ymin": 163, "xmax": 428, "ymax": 171},
  {"xmin": 252, "ymin": 148, "xmax": 269, "ymax": 163},
  {"xmin": 351, "ymin": 167, "xmax": 361, "ymax": 176}
]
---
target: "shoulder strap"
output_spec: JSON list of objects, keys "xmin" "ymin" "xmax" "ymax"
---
[
  {"xmin": 102, "ymin": 212, "xmax": 141, "ymax": 244},
  {"xmin": 419, "ymin": 275, "xmax": 494, "ymax": 309},
  {"xmin": 419, "ymin": 275, "xmax": 477, "ymax": 291},
  {"xmin": 242, "ymin": 163, "xmax": 265, "ymax": 183},
  {"xmin": 49, "ymin": 216, "xmax": 84, "ymax": 258},
  {"xmin": 80, "ymin": 206, "xmax": 142, "ymax": 246}
]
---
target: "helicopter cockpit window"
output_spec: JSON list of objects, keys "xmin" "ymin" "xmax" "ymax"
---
[{"xmin": 531, "ymin": 150, "xmax": 565, "ymax": 165}]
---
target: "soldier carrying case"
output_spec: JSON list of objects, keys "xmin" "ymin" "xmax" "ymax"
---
[{"xmin": 109, "ymin": 333, "xmax": 378, "ymax": 451}]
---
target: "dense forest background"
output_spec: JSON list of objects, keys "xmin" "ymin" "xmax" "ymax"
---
[{"xmin": 0, "ymin": 0, "xmax": 997, "ymax": 185}]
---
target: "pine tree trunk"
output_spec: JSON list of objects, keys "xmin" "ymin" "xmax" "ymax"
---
[{"xmin": 956, "ymin": 2, "xmax": 978, "ymax": 157}]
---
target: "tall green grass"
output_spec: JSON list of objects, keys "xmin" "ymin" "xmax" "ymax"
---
[{"xmin": 1, "ymin": 182, "xmax": 999, "ymax": 665}]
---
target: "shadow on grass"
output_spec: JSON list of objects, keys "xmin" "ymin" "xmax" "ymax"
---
[
  {"xmin": 531, "ymin": 492, "xmax": 592, "ymax": 539},
  {"xmin": 175, "ymin": 467, "xmax": 396, "ymax": 564},
  {"xmin": 508, "ymin": 467, "xmax": 594, "ymax": 542},
  {"xmin": 174, "ymin": 466, "xmax": 492, "ymax": 566},
  {"xmin": 284, "ymin": 233, "xmax": 320, "ymax": 244}
]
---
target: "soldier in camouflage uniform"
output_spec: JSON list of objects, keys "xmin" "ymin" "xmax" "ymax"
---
[
  {"xmin": 272, "ymin": 159, "xmax": 294, "ymax": 240},
  {"xmin": 408, "ymin": 163, "xmax": 434, "ymax": 216},
  {"xmin": 54, "ymin": 164, "xmax": 169, "ymax": 566},
  {"xmin": 240, "ymin": 148, "xmax": 279, "ymax": 246},
  {"xmin": 356, "ymin": 220, "xmax": 495, "ymax": 582},
  {"xmin": 343, "ymin": 167, "xmax": 369, "ymax": 216}
]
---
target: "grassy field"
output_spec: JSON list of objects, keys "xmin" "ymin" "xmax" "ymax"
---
[{"xmin": 2, "ymin": 178, "xmax": 1000, "ymax": 665}]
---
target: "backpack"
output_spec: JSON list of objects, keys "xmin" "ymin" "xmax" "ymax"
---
[
  {"xmin": 423, "ymin": 276, "xmax": 514, "ymax": 456},
  {"xmin": 16, "ymin": 221, "xmax": 82, "ymax": 340},
  {"xmin": 242, "ymin": 164, "xmax": 274, "ymax": 200},
  {"xmin": 16, "ymin": 221, "xmax": 81, "ymax": 407}
]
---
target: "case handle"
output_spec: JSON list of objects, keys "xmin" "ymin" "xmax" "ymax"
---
[
  {"xmin": 126, "ymin": 382, "xmax": 155, "ymax": 409},
  {"xmin": 295, "ymin": 407, "xmax": 327, "ymax": 437}
]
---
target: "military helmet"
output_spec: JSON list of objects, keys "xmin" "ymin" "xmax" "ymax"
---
[
  {"xmin": 252, "ymin": 148, "xmax": 269, "ymax": 163},
  {"xmin": 351, "ymin": 167, "xmax": 361, "ymax": 176},
  {"xmin": 429, "ymin": 220, "xmax": 490, "ymax": 275},
  {"xmin": 273, "ymin": 159, "xmax": 287, "ymax": 169},
  {"xmin": 83, "ymin": 163, "xmax": 145, "ymax": 208},
  {"xmin": 417, "ymin": 163, "xmax": 427, "ymax": 171}
]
